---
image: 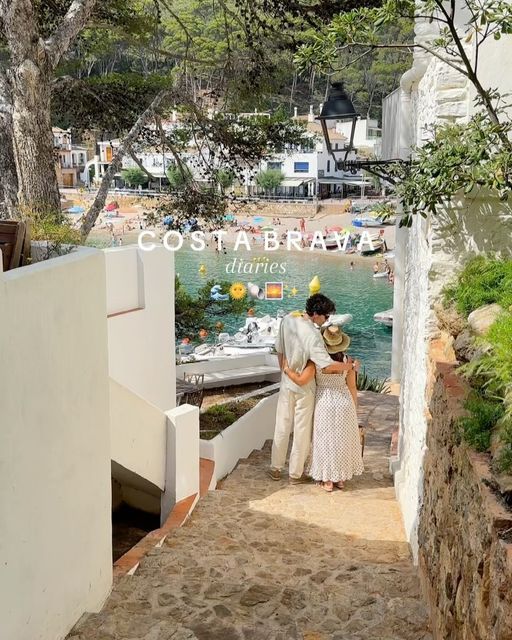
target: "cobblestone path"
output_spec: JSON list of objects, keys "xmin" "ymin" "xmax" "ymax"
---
[{"xmin": 70, "ymin": 393, "xmax": 431, "ymax": 640}]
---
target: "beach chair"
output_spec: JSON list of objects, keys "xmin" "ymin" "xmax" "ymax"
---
[{"xmin": 0, "ymin": 220, "xmax": 31, "ymax": 272}]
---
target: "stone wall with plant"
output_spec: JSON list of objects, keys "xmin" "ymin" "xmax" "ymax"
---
[
  {"xmin": 439, "ymin": 256, "xmax": 512, "ymax": 481},
  {"xmin": 417, "ymin": 340, "xmax": 512, "ymax": 640}
]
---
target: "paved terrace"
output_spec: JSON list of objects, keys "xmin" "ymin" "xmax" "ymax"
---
[{"xmin": 69, "ymin": 392, "xmax": 431, "ymax": 640}]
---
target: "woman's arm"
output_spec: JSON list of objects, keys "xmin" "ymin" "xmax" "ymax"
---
[
  {"xmin": 322, "ymin": 358, "xmax": 359, "ymax": 374},
  {"xmin": 346, "ymin": 368, "xmax": 358, "ymax": 409},
  {"xmin": 283, "ymin": 360, "xmax": 316, "ymax": 387}
]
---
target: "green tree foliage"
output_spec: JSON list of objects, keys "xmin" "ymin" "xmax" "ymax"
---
[
  {"xmin": 121, "ymin": 167, "xmax": 148, "ymax": 187},
  {"xmin": 175, "ymin": 276, "xmax": 247, "ymax": 339},
  {"xmin": 256, "ymin": 169, "xmax": 284, "ymax": 192},
  {"xmin": 166, "ymin": 164, "xmax": 192, "ymax": 190},
  {"xmin": 333, "ymin": 21, "xmax": 413, "ymax": 121},
  {"xmin": 214, "ymin": 168, "xmax": 235, "ymax": 192},
  {"xmin": 295, "ymin": 0, "xmax": 512, "ymax": 223}
]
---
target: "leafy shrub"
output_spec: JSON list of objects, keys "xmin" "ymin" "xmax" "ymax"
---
[
  {"xmin": 199, "ymin": 399, "xmax": 258, "ymax": 439},
  {"xmin": 444, "ymin": 255, "xmax": 512, "ymax": 316},
  {"xmin": 255, "ymin": 169, "xmax": 284, "ymax": 192},
  {"xmin": 457, "ymin": 392, "xmax": 505, "ymax": 452},
  {"xmin": 28, "ymin": 210, "xmax": 81, "ymax": 260},
  {"xmin": 356, "ymin": 368, "xmax": 390, "ymax": 394},
  {"xmin": 495, "ymin": 417, "xmax": 512, "ymax": 474},
  {"xmin": 121, "ymin": 167, "xmax": 148, "ymax": 187},
  {"xmin": 461, "ymin": 313, "xmax": 512, "ymax": 399}
]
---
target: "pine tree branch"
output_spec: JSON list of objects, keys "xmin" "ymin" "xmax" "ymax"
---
[
  {"xmin": 46, "ymin": 0, "xmax": 98, "ymax": 69},
  {"xmin": 127, "ymin": 147, "xmax": 157, "ymax": 181},
  {"xmin": 80, "ymin": 89, "xmax": 171, "ymax": 239},
  {"xmin": 347, "ymin": 41, "xmax": 468, "ymax": 77}
]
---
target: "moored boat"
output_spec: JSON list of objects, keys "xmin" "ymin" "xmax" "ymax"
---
[
  {"xmin": 361, "ymin": 239, "xmax": 385, "ymax": 255},
  {"xmin": 374, "ymin": 309, "xmax": 393, "ymax": 327},
  {"xmin": 353, "ymin": 216, "xmax": 384, "ymax": 228}
]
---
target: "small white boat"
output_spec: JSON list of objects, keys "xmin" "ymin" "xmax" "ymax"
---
[
  {"xmin": 374, "ymin": 309, "xmax": 393, "ymax": 327},
  {"xmin": 353, "ymin": 217, "xmax": 384, "ymax": 228},
  {"xmin": 373, "ymin": 271, "xmax": 389, "ymax": 279},
  {"xmin": 361, "ymin": 239, "xmax": 385, "ymax": 256},
  {"xmin": 323, "ymin": 232, "xmax": 350, "ymax": 250}
]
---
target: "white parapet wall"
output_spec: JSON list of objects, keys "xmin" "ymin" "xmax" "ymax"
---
[
  {"xmin": 162, "ymin": 405, "xmax": 200, "ymax": 524},
  {"xmin": 105, "ymin": 245, "xmax": 176, "ymax": 412},
  {"xmin": 177, "ymin": 352, "xmax": 280, "ymax": 389},
  {"xmin": 200, "ymin": 393, "xmax": 279, "ymax": 484},
  {"xmin": 109, "ymin": 379, "xmax": 167, "ymax": 491},
  {"xmin": 0, "ymin": 247, "xmax": 112, "ymax": 640}
]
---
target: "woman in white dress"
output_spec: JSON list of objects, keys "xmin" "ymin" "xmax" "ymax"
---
[{"xmin": 283, "ymin": 326, "xmax": 364, "ymax": 492}]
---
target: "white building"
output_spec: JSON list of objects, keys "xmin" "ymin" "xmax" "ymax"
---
[
  {"xmin": 53, "ymin": 127, "xmax": 89, "ymax": 187},
  {"xmin": 89, "ymin": 107, "xmax": 372, "ymax": 198},
  {"xmin": 335, "ymin": 117, "xmax": 382, "ymax": 153}
]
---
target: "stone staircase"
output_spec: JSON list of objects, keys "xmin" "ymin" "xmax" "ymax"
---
[{"xmin": 69, "ymin": 394, "xmax": 431, "ymax": 640}]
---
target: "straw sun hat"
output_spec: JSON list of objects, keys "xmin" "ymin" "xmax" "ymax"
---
[{"xmin": 321, "ymin": 325, "xmax": 351, "ymax": 354}]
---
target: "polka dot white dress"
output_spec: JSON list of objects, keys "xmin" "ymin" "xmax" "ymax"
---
[{"xmin": 308, "ymin": 371, "xmax": 364, "ymax": 483}]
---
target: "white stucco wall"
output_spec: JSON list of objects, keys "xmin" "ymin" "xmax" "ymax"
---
[
  {"xmin": 392, "ymin": 214, "xmax": 432, "ymax": 557},
  {"xmin": 200, "ymin": 393, "xmax": 279, "ymax": 483},
  {"xmin": 105, "ymin": 245, "xmax": 175, "ymax": 412},
  {"xmin": 391, "ymin": 15, "xmax": 512, "ymax": 561},
  {"xmin": 0, "ymin": 248, "xmax": 112, "ymax": 640},
  {"xmin": 468, "ymin": 31, "xmax": 512, "ymax": 118},
  {"xmin": 109, "ymin": 379, "xmax": 167, "ymax": 491}
]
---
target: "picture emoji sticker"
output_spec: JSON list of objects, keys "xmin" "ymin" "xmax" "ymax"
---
[{"xmin": 265, "ymin": 282, "xmax": 284, "ymax": 300}]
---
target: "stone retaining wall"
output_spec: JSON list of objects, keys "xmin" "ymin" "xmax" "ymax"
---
[
  {"xmin": 235, "ymin": 201, "xmax": 318, "ymax": 218},
  {"xmin": 418, "ymin": 341, "xmax": 512, "ymax": 639}
]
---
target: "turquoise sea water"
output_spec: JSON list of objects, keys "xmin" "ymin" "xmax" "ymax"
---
[{"xmin": 176, "ymin": 247, "xmax": 394, "ymax": 379}]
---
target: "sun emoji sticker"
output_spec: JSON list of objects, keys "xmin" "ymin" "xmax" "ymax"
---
[{"xmin": 229, "ymin": 282, "xmax": 247, "ymax": 300}]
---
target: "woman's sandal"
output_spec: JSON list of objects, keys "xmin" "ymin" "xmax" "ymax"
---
[
  {"xmin": 322, "ymin": 481, "xmax": 334, "ymax": 492},
  {"xmin": 336, "ymin": 481, "xmax": 345, "ymax": 490}
]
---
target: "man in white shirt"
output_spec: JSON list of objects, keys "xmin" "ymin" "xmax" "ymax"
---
[{"xmin": 268, "ymin": 294, "xmax": 357, "ymax": 483}]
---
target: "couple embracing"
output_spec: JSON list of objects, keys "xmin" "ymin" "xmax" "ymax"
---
[{"xmin": 268, "ymin": 294, "xmax": 364, "ymax": 492}]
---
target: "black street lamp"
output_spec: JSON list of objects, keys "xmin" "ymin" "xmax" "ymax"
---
[{"xmin": 318, "ymin": 82, "xmax": 409, "ymax": 183}]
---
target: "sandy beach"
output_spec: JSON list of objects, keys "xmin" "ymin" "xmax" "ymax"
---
[{"xmin": 63, "ymin": 190, "xmax": 396, "ymax": 270}]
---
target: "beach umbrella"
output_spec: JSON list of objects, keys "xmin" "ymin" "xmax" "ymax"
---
[
  {"xmin": 253, "ymin": 216, "xmax": 264, "ymax": 223},
  {"xmin": 261, "ymin": 225, "xmax": 274, "ymax": 231},
  {"xmin": 67, "ymin": 205, "xmax": 85, "ymax": 214},
  {"xmin": 224, "ymin": 213, "xmax": 235, "ymax": 221},
  {"xmin": 326, "ymin": 225, "xmax": 343, "ymax": 232},
  {"xmin": 105, "ymin": 201, "xmax": 119, "ymax": 212}
]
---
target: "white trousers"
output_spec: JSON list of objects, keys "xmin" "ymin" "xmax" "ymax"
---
[{"xmin": 271, "ymin": 385, "xmax": 315, "ymax": 478}]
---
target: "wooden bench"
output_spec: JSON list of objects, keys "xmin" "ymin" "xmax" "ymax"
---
[{"xmin": 0, "ymin": 221, "xmax": 31, "ymax": 272}]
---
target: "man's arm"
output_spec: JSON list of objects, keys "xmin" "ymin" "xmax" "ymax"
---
[{"xmin": 308, "ymin": 331, "xmax": 359, "ymax": 374}]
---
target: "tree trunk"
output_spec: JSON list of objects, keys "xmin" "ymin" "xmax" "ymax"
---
[
  {"xmin": 80, "ymin": 89, "xmax": 171, "ymax": 239},
  {"xmin": 0, "ymin": 83, "xmax": 19, "ymax": 219},
  {"xmin": 9, "ymin": 62, "xmax": 62, "ymax": 218}
]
